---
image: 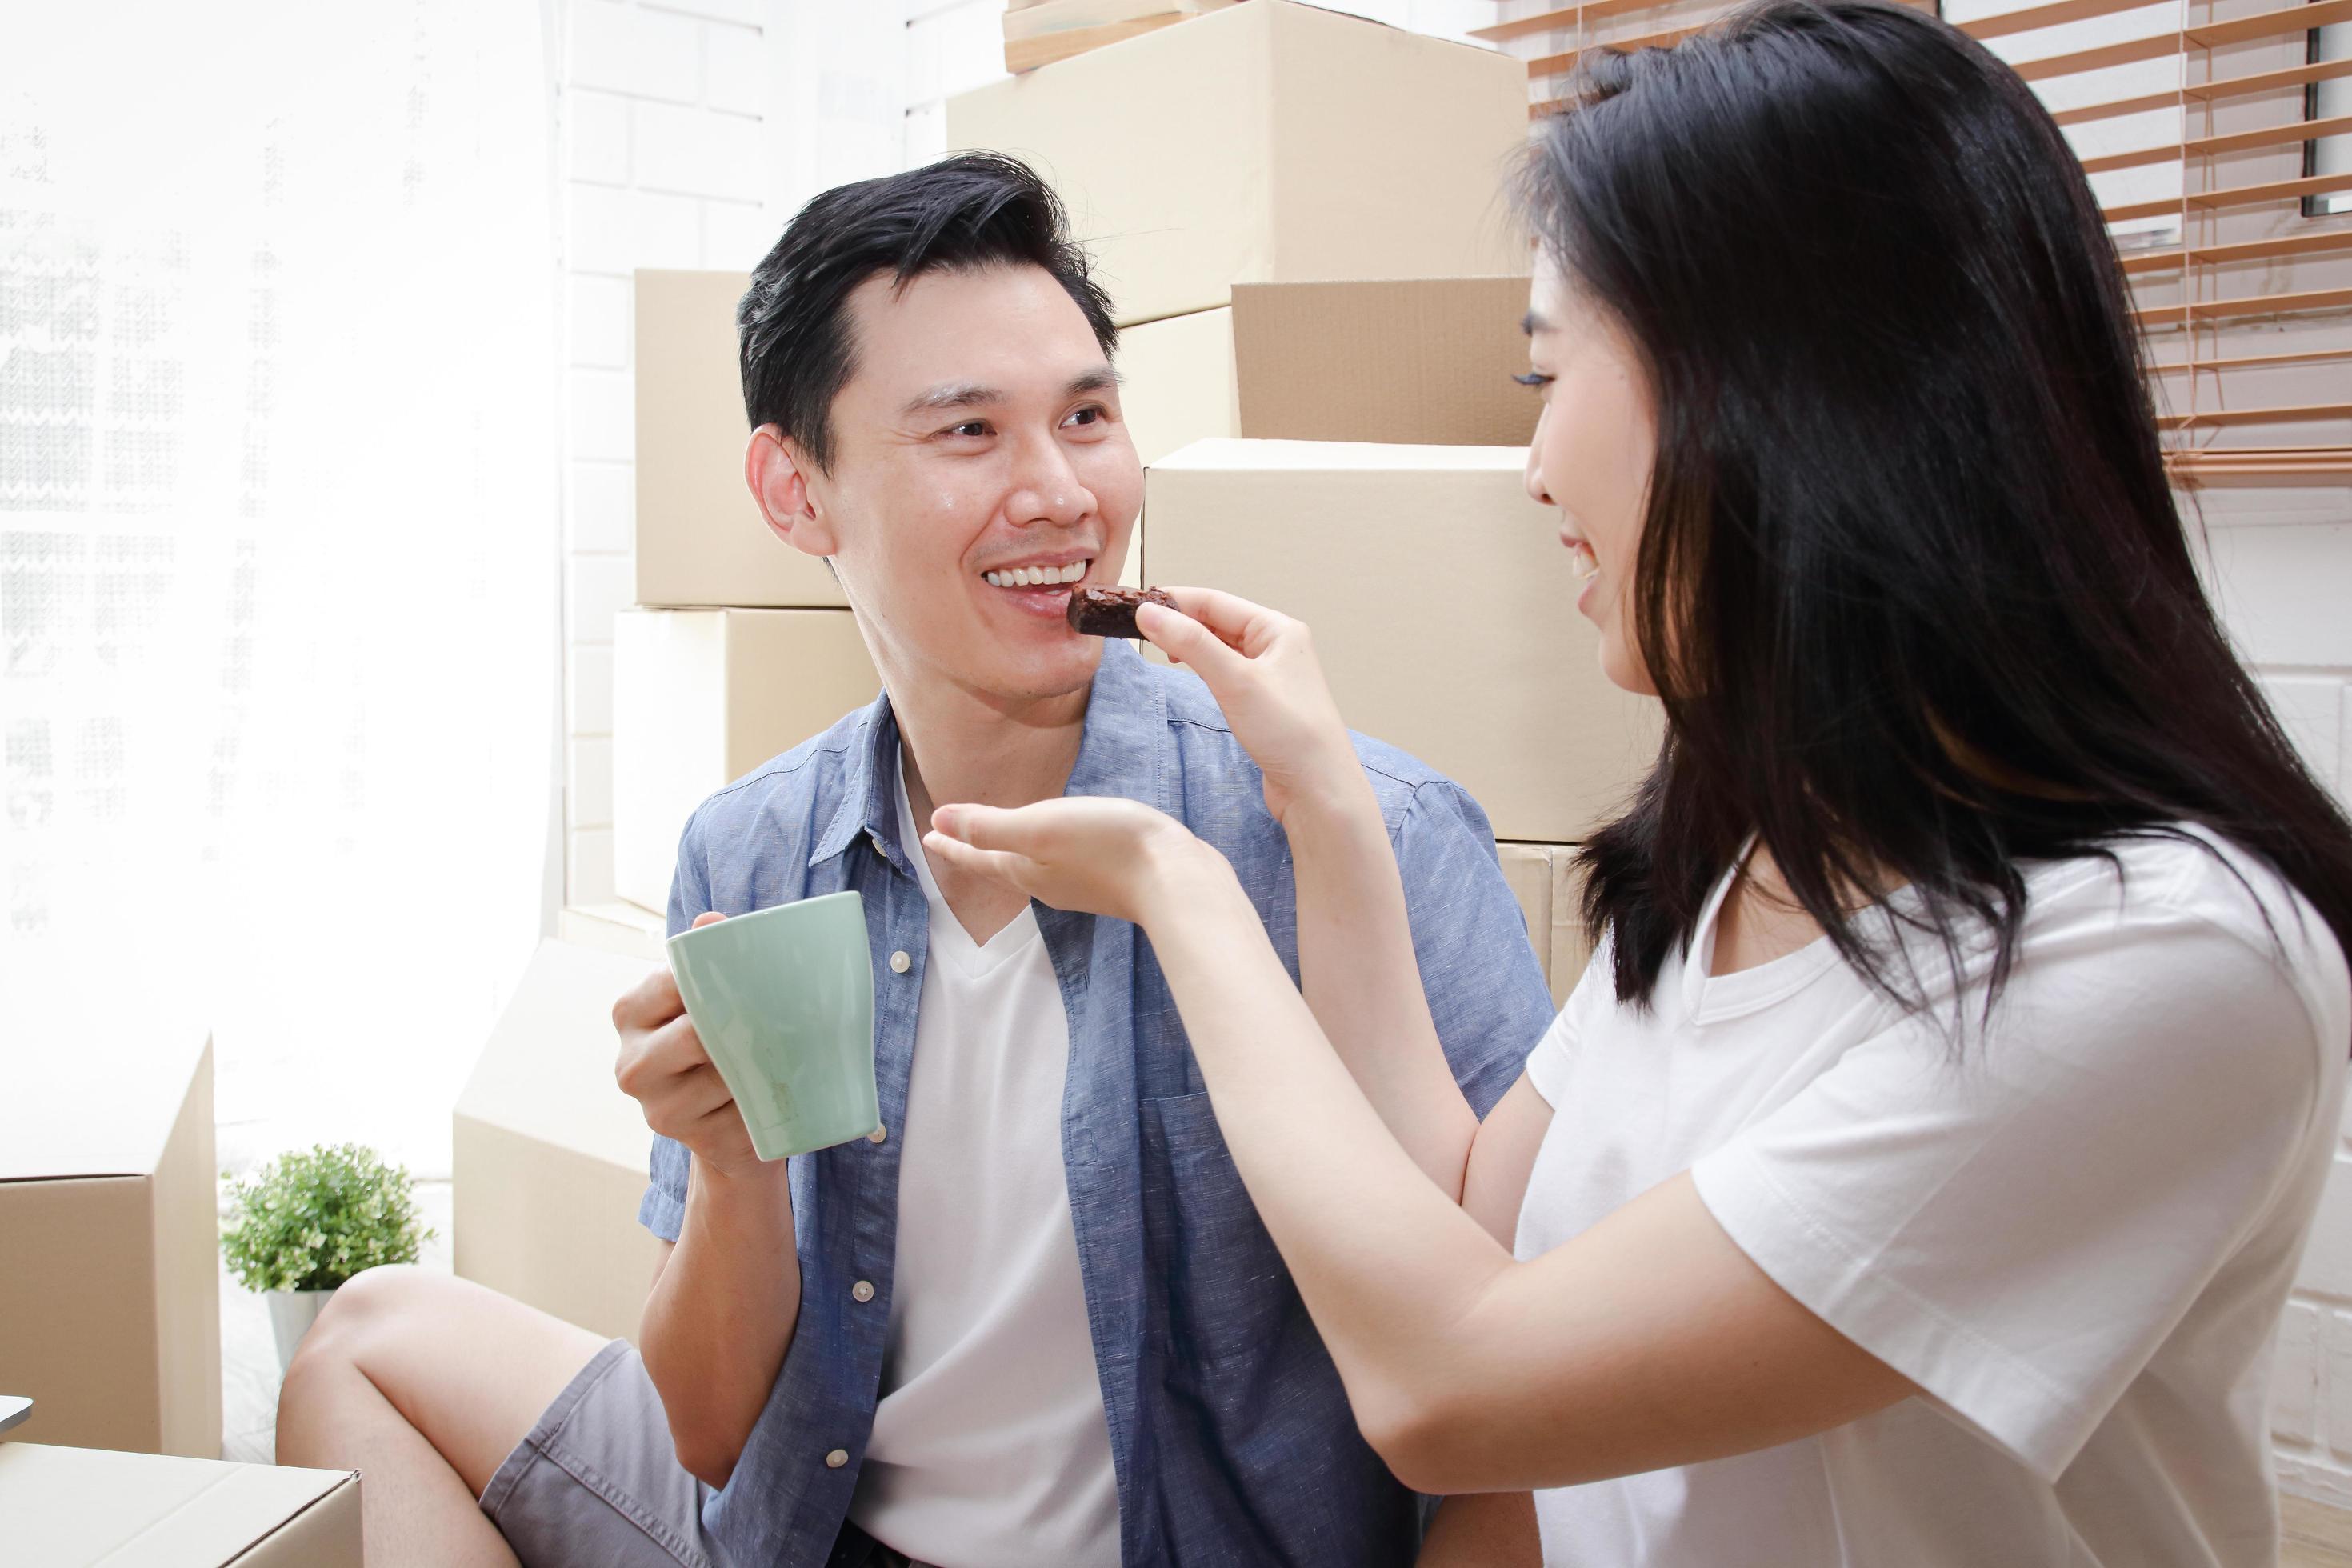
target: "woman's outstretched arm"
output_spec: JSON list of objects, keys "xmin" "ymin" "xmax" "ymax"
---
[{"xmin": 924, "ymin": 801, "xmax": 1913, "ymax": 1494}]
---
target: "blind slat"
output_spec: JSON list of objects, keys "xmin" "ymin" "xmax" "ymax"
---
[
  {"xmin": 2052, "ymin": 58, "xmax": 2352, "ymax": 126},
  {"xmin": 1527, "ymin": 22, "xmax": 1709, "ymax": 76},
  {"xmin": 2122, "ymin": 228, "xmax": 2352, "ymax": 274},
  {"xmin": 2106, "ymin": 172, "xmax": 2352, "ymax": 222},
  {"xmin": 2083, "ymin": 113, "xmax": 2352, "ymax": 175},
  {"xmin": 1958, "ymin": 0, "xmax": 2175, "ymax": 42},
  {"xmin": 2014, "ymin": 0, "xmax": 2352, "ymax": 82},
  {"xmin": 2158, "ymin": 402, "xmax": 2352, "ymax": 428},
  {"xmin": 2136, "ymin": 285, "xmax": 2352, "ymax": 327}
]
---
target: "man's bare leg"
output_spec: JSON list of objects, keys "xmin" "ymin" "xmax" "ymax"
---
[{"xmin": 274, "ymin": 1265, "xmax": 609, "ymax": 1568}]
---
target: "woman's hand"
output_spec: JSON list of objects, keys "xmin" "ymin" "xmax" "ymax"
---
[
  {"xmin": 1139, "ymin": 588, "xmax": 1366, "ymax": 826},
  {"xmin": 922, "ymin": 795, "xmax": 1234, "ymax": 928}
]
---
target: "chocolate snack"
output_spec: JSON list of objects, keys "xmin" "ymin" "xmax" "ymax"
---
[{"xmin": 1066, "ymin": 586, "xmax": 1177, "ymax": 639}]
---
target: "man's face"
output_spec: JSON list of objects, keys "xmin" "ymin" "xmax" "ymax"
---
[{"xmin": 794, "ymin": 264, "xmax": 1142, "ymax": 708}]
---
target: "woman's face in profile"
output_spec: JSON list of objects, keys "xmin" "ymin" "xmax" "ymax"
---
[{"xmin": 1522, "ymin": 257, "xmax": 1657, "ymax": 696}]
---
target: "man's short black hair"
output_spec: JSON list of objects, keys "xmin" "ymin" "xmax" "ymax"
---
[{"xmin": 737, "ymin": 152, "xmax": 1119, "ymax": 473}]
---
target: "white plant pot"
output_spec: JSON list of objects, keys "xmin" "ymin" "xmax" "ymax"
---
[{"xmin": 264, "ymin": 1287, "xmax": 338, "ymax": 1374}]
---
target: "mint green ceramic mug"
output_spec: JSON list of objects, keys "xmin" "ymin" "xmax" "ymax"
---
[{"xmin": 666, "ymin": 891, "xmax": 879, "ymax": 1161}]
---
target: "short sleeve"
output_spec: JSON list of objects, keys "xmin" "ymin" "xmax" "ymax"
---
[
  {"xmin": 1393, "ymin": 781, "xmax": 1558, "ymax": 1118},
  {"xmin": 1522, "ymin": 939, "xmax": 1610, "ymax": 1109},
  {"xmin": 638, "ymin": 808, "xmax": 711, "ymax": 1242},
  {"xmin": 1690, "ymin": 910, "xmax": 2329, "ymax": 1481}
]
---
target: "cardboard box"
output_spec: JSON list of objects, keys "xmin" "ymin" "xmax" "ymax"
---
[
  {"xmin": 1497, "ymin": 842, "xmax": 1594, "ymax": 1008},
  {"xmin": 635, "ymin": 270, "xmax": 850, "ymax": 610},
  {"xmin": 1233, "ymin": 277, "xmax": 1539, "ymax": 447},
  {"xmin": 614, "ymin": 607, "xmax": 882, "ymax": 914},
  {"xmin": 558, "ymin": 900, "xmax": 670, "ymax": 963},
  {"xmin": 1004, "ymin": 2, "xmax": 1240, "ymax": 73},
  {"xmin": 1120, "ymin": 306, "xmax": 1237, "ymax": 469},
  {"xmin": 454, "ymin": 940, "xmax": 670, "ymax": 1344},
  {"xmin": 949, "ymin": 2, "xmax": 1530, "ymax": 326},
  {"xmin": 0, "ymin": 1029, "xmax": 219, "ymax": 1458},
  {"xmin": 1144, "ymin": 439, "xmax": 1662, "ymax": 843},
  {"xmin": 0, "ymin": 1441, "xmax": 360, "ymax": 1566}
]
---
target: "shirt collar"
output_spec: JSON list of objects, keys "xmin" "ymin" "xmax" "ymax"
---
[{"xmin": 808, "ymin": 641, "xmax": 1171, "ymax": 876}]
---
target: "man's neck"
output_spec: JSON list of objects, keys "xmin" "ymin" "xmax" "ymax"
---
[{"xmin": 892, "ymin": 667, "xmax": 1093, "ymax": 943}]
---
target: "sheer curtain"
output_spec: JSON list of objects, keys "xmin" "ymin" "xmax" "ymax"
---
[{"xmin": 2, "ymin": 2, "xmax": 560, "ymax": 1176}]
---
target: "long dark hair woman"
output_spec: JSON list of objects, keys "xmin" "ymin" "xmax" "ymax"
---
[{"xmin": 926, "ymin": 2, "xmax": 2352, "ymax": 1562}]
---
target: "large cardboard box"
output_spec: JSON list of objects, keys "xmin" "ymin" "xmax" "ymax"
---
[
  {"xmin": 1119, "ymin": 307, "xmax": 1237, "ymax": 469},
  {"xmin": 948, "ymin": 2, "xmax": 1530, "ymax": 326},
  {"xmin": 635, "ymin": 270, "xmax": 850, "ymax": 610},
  {"xmin": 1233, "ymin": 277, "xmax": 1539, "ymax": 447},
  {"xmin": 0, "ymin": 1029, "xmax": 219, "ymax": 1458},
  {"xmin": 1144, "ymin": 439, "xmax": 1661, "ymax": 843},
  {"xmin": 0, "ymin": 1441, "xmax": 361, "ymax": 1566},
  {"xmin": 1497, "ymin": 842, "xmax": 1595, "ymax": 1008},
  {"xmin": 558, "ymin": 900, "xmax": 669, "ymax": 963},
  {"xmin": 613, "ymin": 607, "xmax": 882, "ymax": 914},
  {"xmin": 454, "ymin": 939, "xmax": 668, "ymax": 1344},
  {"xmin": 1003, "ymin": 1, "xmax": 1242, "ymax": 74}
]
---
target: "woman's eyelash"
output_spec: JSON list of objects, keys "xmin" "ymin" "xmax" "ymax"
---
[{"xmin": 1514, "ymin": 372, "xmax": 1553, "ymax": 388}]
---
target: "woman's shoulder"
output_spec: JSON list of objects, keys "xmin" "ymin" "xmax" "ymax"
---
[{"xmin": 2014, "ymin": 825, "xmax": 2350, "ymax": 1065}]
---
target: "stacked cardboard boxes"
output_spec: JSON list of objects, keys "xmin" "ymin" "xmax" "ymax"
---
[
  {"xmin": 0, "ymin": 1441, "xmax": 362, "ymax": 1566},
  {"xmin": 950, "ymin": 2, "xmax": 1658, "ymax": 998}
]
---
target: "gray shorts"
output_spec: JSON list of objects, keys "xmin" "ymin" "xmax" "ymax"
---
[{"xmin": 480, "ymin": 1340, "xmax": 918, "ymax": 1568}]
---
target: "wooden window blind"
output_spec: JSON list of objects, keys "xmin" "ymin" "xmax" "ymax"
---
[{"xmin": 1476, "ymin": 0, "xmax": 2352, "ymax": 484}]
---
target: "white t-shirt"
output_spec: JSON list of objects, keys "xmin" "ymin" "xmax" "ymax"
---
[
  {"xmin": 844, "ymin": 761, "xmax": 1119, "ymax": 1567},
  {"xmin": 1517, "ymin": 827, "xmax": 2349, "ymax": 1567}
]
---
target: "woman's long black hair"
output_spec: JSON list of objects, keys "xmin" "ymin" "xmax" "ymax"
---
[{"xmin": 1518, "ymin": 0, "xmax": 2352, "ymax": 1028}]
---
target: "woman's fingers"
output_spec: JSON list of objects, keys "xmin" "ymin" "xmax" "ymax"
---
[
  {"xmin": 1154, "ymin": 586, "xmax": 1289, "ymax": 657},
  {"xmin": 1136, "ymin": 600, "xmax": 1249, "ymax": 681},
  {"xmin": 920, "ymin": 830, "xmax": 1032, "ymax": 888}
]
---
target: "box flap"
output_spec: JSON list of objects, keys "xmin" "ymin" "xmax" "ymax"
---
[
  {"xmin": 454, "ymin": 940, "xmax": 663, "ymax": 1171},
  {"xmin": 0, "ymin": 1442, "xmax": 353, "ymax": 1565},
  {"xmin": 0, "ymin": 1020, "xmax": 209, "ymax": 1182}
]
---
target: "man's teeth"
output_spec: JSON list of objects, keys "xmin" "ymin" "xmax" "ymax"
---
[{"xmin": 982, "ymin": 561, "xmax": 1090, "ymax": 588}]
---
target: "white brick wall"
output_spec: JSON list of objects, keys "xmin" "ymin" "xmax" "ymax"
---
[{"xmin": 558, "ymin": 0, "xmax": 910, "ymax": 905}]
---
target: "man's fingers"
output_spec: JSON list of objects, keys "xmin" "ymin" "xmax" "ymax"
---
[{"xmin": 690, "ymin": 910, "xmax": 726, "ymax": 928}]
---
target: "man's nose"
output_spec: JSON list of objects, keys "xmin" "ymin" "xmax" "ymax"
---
[{"xmin": 1007, "ymin": 434, "xmax": 1097, "ymax": 527}]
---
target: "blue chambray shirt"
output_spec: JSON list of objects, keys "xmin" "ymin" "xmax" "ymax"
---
[{"xmin": 642, "ymin": 640, "xmax": 1554, "ymax": 1567}]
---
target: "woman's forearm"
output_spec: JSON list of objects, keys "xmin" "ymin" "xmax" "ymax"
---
[
  {"xmin": 638, "ymin": 1159, "xmax": 800, "ymax": 1488},
  {"xmin": 1141, "ymin": 856, "xmax": 1514, "ymax": 1430},
  {"xmin": 1283, "ymin": 786, "xmax": 1479, "ymax": 1196}
]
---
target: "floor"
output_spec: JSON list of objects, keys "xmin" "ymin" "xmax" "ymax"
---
[
  {"xmin": 219, "ymin": 1178, "xmax": 454, "ymax": 1466},
  {"xmin": 2290, "ymin": 1496, "xmax": 2352, "ymax": 1568}
]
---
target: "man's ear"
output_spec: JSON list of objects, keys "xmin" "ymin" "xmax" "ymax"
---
[{"xmin": 746, "ymin": 424, "xmax": 841, "ymax": 558}]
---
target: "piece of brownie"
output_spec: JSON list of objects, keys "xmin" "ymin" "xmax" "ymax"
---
[{"xmin": 1066, "ymin": 585, "xmax": 1177, "ymax": 639}]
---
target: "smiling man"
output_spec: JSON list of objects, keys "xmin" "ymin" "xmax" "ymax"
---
[{"xmin": 274, "ymin": 154, "xmax": 1554, "ymax": 1568}]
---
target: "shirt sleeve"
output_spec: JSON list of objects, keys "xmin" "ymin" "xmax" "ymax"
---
[
  {"xmin": 638, "ymin": 807, "xmax": 713, "ymax": 1244},
  {"xmin": 1522, "ymin": 938, "xmax": 1610, "ymax": 1109},
  {"xmin": 1689, "ymin": 905, "xmax": 2330, "ymax": 1482},
  {"xmin": 1392, "ymin": 780, "xmax": 1559, "ymax": 1118}
]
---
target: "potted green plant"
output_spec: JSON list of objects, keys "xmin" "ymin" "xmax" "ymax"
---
[{"xmin": 219, "ymin": 1142, "xmax": 434, "ymax": 1371}]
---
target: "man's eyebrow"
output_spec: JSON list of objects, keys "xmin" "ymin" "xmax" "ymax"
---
[
  {"xmin": 1067, "ymin": 366, "xmax": 1122, "ymax": 395},
  {"xmin": 1521, "ymin": 310, "xmax": 1550, "ymax": 337},
  {"xmin": 901, "ymin": 382, "xmax": 1002, "ymax": 417}
]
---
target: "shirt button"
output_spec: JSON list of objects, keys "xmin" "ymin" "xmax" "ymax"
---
[
  {"xmin": 890, "ymin": 950, "xmax": 911, "ymax": 974},
  {"xmin": 824, "ymin": 1448, "xmax": 849, "ymax": 1470},
  {"xmin": 851, "ymin": 1279, "xmax": 875, "ymax": 1303},
  {"xmin": 867, "ymin": 1125, "xmax": 887, "ymax": 1145}
]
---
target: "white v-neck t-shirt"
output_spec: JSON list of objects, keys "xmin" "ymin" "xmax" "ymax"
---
[
  {"xmin": 1517, "ymin": 827, "xmax": 2348, "ymax": 1566},
  {"xmin": 844, "ymin": 759, "xmax": 1118, "ymax": 1567}
]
